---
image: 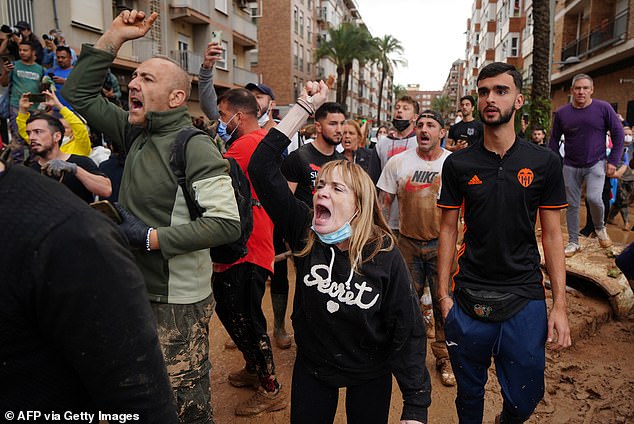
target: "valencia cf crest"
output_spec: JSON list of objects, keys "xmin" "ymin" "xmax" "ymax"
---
[
  {"xmin": 517, "ymin": 168, "xmax": 534, "ymax": 188},
  {"xmin": 473, "ymin": 303, "xmax": 492, "ymax": 318}
]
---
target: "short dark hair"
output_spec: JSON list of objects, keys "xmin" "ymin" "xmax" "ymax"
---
[
  {"xmin": 396, "ymin": 95, "xmax": 420, "ymax": 115},
  {"xmin": 315, "ymin": 102, "xmax": 346, "ymax": 122},
  {"xmin": 477, "ymin": 62, "xmax": 523, "ymax": 92},
  {"xmin": 56, "ymin": 46, "xmax": 71, "ymax": 57},
  {"xmin": 26, "ymin": 113, "xmax": 65, "ymax": 145},
  {"xmin": 460, "ymin": 95, "xmax": 476, "ymax": 107},
  {"xmin": 531, "ymin": 126, "xmax": 545, "ymax": 134},
  {"xmin": 18, "ymin": 40, "xmax": 34, "ymax": 50},
  {"xmin": 218, "ymin": 88, "xmax": 258, "ymax": 118}
]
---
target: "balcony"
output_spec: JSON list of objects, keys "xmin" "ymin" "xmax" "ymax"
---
[
  {"xmin": 232, "ymin": 13, "xmax": 257, "ymax": 47},
  {"xmin": 233, "ymin": 66, "xmax": 258, "ymax": 87},
  {"xmin": 561, "ymin": 9, "xmax": 629, "ymax": 61},
  {"xmin": 169, "ymin": 0, "xmax": 211, "ymax": 24},
  {"xmin": 170, "ymin": 50, "xmax": 203, "ymax": 75},
  {"xmin": 118, "ymin": 38, "xmax": 156, "ymax": 64}
]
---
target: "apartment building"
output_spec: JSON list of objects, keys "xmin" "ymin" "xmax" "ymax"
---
[
  {"xmin": 405, "ymin": 84, "xmax": 442, "ymax": 111},
  {"xmin": 442, "ymin": 59, "xmax": 466, "ymax": 121},
  {"xmin": 251, "ymin": 0, "xmax": 316, "ymax": 114},
  {"xmin": 3, "ymin": 0, "xmax": 259, "ymax": 116},
  {"xmin": 551, "ymin": 0, "xmax": 634, "ymax": 123},
  {"xmin": 463, "ymin": 0, "xmax": 530, "ymax": 95}
]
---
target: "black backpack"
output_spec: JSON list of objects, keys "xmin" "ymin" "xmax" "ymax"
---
[{"xmin": 126, "ymin": 127, "xmax": 253, "ymax": 264}]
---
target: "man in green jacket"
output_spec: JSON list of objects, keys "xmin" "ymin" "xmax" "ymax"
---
[{"xmin": 62, "ymin": 10, "xmax": 240, "ymax": 423}]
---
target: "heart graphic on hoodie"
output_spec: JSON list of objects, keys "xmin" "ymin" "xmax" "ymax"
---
[{"xmin": 326, "ymin": 300, "xmax": 340, "ymax": 313}]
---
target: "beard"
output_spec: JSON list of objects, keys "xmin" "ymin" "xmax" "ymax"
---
[
  {"xmin": 480, "ymin": 105, "xmax": 515, "ymax": 127},
  {"xmin": 323, "ymin": 133, "xmax": 341, "ymax": 146},
  {"xmin": 31, "ymin": 143, "xmax": 53, "ymax": 158}
]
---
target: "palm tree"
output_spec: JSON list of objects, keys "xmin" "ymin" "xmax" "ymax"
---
[
  {"xmin": 315, "ymin": 23, "xmax": 376, "ymax": 108},
  {"xmin": 374, "ymin": 35, "xmax": 406, "ymax": 124},
  {"xmin": 529, "ymin": 0, "xmax": 552, "ymax": 131},
  {"xmin": 431, "ymin": 95, "xmax": 453, "ymax": 118}
]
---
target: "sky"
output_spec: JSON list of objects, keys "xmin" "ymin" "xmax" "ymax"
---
[{"xmin": 355, "ymin": 0, "xmax": 473, "ymax": 91}]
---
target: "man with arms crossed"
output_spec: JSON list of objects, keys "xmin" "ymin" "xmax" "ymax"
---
[
  {"xmin": 437, "ymin": 62, "xmax": 571, "ymax": 424},
  {"xmin": 62, "ymin": 10, "xmax": 240, "ymax": 423}
]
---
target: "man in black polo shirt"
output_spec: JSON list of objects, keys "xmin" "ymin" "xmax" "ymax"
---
[{"xmin": 437, "ymin": 62, "xmax": 571, "ymax": 424}]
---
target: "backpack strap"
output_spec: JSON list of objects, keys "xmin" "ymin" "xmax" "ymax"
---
[{"xmin": 169, "ymin": 128, "xmax": 207, "ymax": 221}]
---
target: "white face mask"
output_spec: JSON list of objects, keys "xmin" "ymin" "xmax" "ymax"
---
[
  {"xmin": 257, "ymin": 101, "xmax": 272, "ymax": 127},
  {"xmin": 61, "ymin": 135, "xmax": 72, "ymax": 147},
  {"xmin": 257, "ymin": 111, "xmax": 269, "ymax": 128},
  {"xmin": 625, "ymin": 135, "xmax": 633, "ymax": 146}
]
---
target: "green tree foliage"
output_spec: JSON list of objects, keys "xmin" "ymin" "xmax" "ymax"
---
[{"xmin": 374, "ymin": 35, "xmax": 406, "ymax": 125}]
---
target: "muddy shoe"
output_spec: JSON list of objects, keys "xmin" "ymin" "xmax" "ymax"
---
[
  {"xmin": 564, "ymin": 242, "xmax": 581, "ymax": 258},
  {"xmin": 437, "ymin": 359, "xmax": 456, "ymax": 387},
  {"xmin": 596, "ymin": 227, "xmax": 613, "ymax": 248},
  {"xmin": 235, "ymin": 386, "xmax": 288, "ymax": 416},
  {"xmin": 274, "ymin": 328, "xmax": 292, "ymax": 349},
  {"xmin": 228, "ymin": 368, "xmax": 260, "ymax": 389}
]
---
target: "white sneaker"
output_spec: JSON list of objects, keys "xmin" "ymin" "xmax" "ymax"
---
[
  {"xmin": 564, "ymin": 242, "xmax": 581, "ymax": 257},
  {"xmin": 596, "ymin": 227, "xmax": 613, "ymax": 248}
]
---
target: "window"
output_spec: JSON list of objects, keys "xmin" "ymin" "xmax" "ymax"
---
[
  {"xmin": 300, "ymin": 12, "xmax": 304, "ymax": 38},
  {"xmin": 511, "ymin": 37, "xmax": 518, "ymax": 56},
  {"xmin": 512, "ymin": 0, "xmax": 521, "ymax": 17},
  {"xmin": 307, "ymin": 18, "xmax": 312, "ymax": 40},
  {"xmin": 216, "ymin": 40, "xmax": 228, "ymax": 70},
  {"xmin": 71, "ymin": 0, "xmax": 103, "ymax": 30},
  {"xmin": 215, "ymin": 0, "xmax": 227, "ymax": 14},
  {"xmin": 294, "ymin": 6, "xmax": 299, "ymax": 33},
  {"xmin": 177, "ymin": 35, "xmax": 190, "ymax": 70},
  {"xmin": 299, "ymin": 46, "xmax": 304, "ymax": 71},
  {"xmin": 293, "ymin": 41, "xmax": 299, "ymax": 69}
]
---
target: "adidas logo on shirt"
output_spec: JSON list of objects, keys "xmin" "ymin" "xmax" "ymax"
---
[{"xmin": 468, "ymin": 175, "xmax": 482, "ymax": 185}]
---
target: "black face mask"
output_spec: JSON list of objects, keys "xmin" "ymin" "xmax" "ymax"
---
[{"xmin": 392, "ymin": 118, "xmax": 411, "ymax": 133}]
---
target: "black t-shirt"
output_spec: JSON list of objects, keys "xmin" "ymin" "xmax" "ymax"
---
[
  {"xmin": 438, "ymin": 138, "xmax": 567, "ymax": 299},
  {"xmin": 281, "ymin": 142, "xmax": 342, "ymax": 205},
  {"xmin": 31, "ymin": 154, "xmax": 105, "ymax": 203},
  {"xmin": 449, "ymin": 119, "xmax": 484, "ymax": 146},
  {"xmin": 99, "ymin": 154, "xmax": 124, "ymax": 202}
]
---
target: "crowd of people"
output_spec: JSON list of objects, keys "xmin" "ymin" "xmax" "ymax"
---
[{"xmin": 1, "ymin": 8, "xmax": 632, "ymax": 424}]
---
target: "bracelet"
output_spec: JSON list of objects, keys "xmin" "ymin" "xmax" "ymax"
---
[
  {"xmin": 438, "ymin": 295, "xmax": 452, "ymax": 303},
  {"xmin": 145, "ymin": 227, "xmax": 153, "ymax": 252},
  {"xmin": 296, "ymin": 97, "xmax": 315, "ymax": 115}
]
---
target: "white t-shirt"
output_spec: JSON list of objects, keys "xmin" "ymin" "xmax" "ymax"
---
[
  {"xmin": 377, "ymin": 148, "xmax": 451, "ymax": 240},
  {"xmin": 374, "ymin": 134, "xmax": 418, "ymax": 229}
]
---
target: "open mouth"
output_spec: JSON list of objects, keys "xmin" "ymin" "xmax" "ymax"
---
[
  {"xmin": 314, "ymin": 204, "xmax": 331, "ymax": 226},
  {"xmin": 129, "ymin": 97, "xmax": 143, "ymax": 111}
]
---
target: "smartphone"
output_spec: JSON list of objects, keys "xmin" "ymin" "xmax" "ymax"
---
[
  {"xmin": 48, "ymin": 72, "xmax": 55, "ymax": 78},
  {"xmin": 211, "ymin": 30, "xmax": 223, "ymax": 44},
  {"xmin": 27, "ymin": 93, "xmax": 47, "ymax": 103},
  {"xmin": 90, "ymin": 200, "xmax": 122, "ymax": 224}
]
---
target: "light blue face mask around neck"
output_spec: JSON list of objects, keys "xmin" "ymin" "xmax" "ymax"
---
[{"xmin": 311, "ymin": 211, "xmax": 358, "ymax": 245}]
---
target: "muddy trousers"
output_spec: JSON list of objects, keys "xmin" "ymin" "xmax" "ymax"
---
[
  {"xmin": 290, "ymin": 354, "xmax": 392, "ymax": 424},
  {"xmin": 213, "ymin": 263, "xmax": 276, "ymax": 382},
  {"xmin": 152, "ymin": 296, "xmax": 215, "ymax": 424},
  {"xmin": 444, "ymin": 300, "xmax": 547, "ymax": 424},
  {"xmin": 398, "ymin": 236, "xmax": 449, "ymax": 364}
]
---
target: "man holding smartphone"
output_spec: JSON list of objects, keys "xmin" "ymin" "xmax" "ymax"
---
[
  {"xmin": 446, "ymin": 95, "xmax": 483, "ymax": 152},
  {"xmin": 0, "ymin": 40, "xmax": 44, "ymax": 163},
  {"xmin": 48, "ymin": 46, "xmax": 74, "ymax": 110}
]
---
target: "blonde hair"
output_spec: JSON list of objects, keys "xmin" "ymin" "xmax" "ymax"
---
[{"xmin": 297, "ymin": 160, "xmax": 395, "ymax": 272}]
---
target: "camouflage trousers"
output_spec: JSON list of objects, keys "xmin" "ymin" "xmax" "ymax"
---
[
  {"xmin": 398, "ymin": 235, "xmax": 449, "ymax": 364},
  {"xmin": 152, "ymin": 295, "xmax": 215, "ymax": 424}
]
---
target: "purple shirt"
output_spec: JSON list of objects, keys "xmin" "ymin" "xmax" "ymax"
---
[{"xmin": 549, "ymin": 99, "xmax": 624, "ymax": 168}]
